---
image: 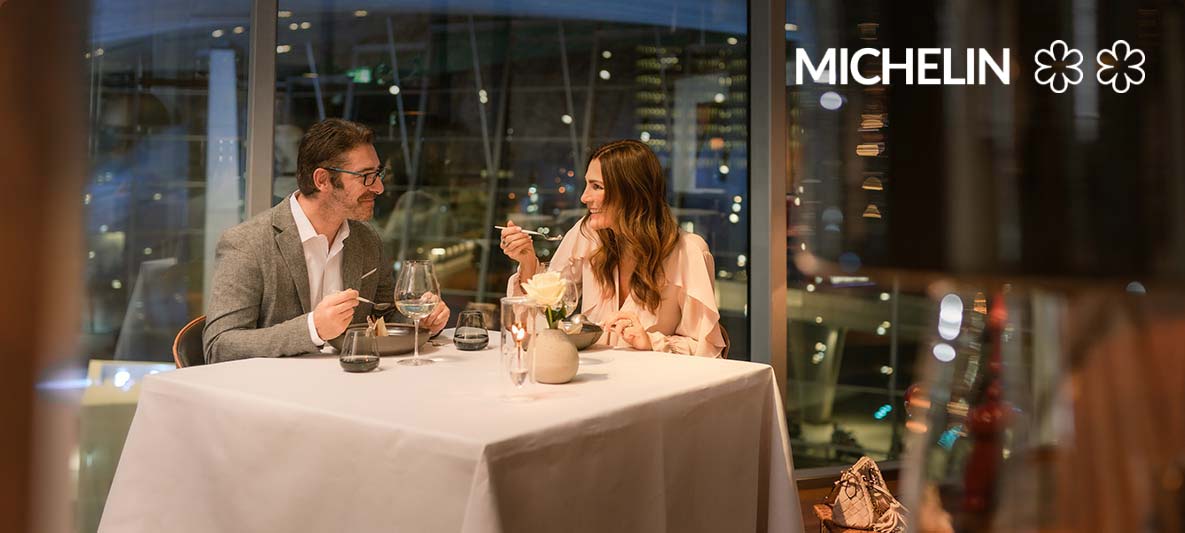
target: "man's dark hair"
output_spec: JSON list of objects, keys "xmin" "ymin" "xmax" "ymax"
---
[{"xmin": 296, "ymin": 119, "xmax": 375, "ymax": 195}]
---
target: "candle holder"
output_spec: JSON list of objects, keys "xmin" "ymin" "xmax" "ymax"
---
[{"xmin": 500, "ymin": 296, "xmax": 537, "ymax": 392}]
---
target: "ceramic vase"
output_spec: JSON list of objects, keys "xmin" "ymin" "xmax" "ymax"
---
[{"xmin": 530, "ymin": 327, "xmax": 579, "ymax": 384}]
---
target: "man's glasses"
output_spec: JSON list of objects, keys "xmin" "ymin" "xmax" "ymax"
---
[{"xmin": 323, "ymin": 166, "xmax": 386, "ymax": 187}]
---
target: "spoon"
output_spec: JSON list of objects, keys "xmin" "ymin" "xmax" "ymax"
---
[
  {"xmin": 560, "ymin": 313, "xmax": 588, "ymax": 334},
  {"xmin": 494, "ymin": 226, "xmax": 564, "ymax": 242},
  {"xmin": 356, "ymin": 296, "xmax": 392, "ymax": 311}
]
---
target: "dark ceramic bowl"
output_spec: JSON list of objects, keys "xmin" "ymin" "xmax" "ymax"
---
[
  {"xmin": 567, "ymin": 323, "xmax": 603, "ymax": 350},
  {"xmin": 329, "ymin": 323, "xmax": 431, "ymax": 356}
]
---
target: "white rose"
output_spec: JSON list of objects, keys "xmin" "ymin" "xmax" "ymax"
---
[{"xmin": 522, "ymin": 271, "xmax": 566, "ymax": 310}]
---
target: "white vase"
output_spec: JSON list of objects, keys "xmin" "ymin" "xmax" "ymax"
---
[{"xmin": 530, "ymin": 328, "xmax": 579, "ymax": 384}]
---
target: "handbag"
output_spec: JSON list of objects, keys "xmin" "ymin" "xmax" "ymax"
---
[{"xmin": 823, "ymin": 456, "xmax": 908, "ymax": 533}]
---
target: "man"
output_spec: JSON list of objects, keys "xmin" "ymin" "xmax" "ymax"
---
[{"xmin": 203, "ymin": 119, "xmax": 449, "ymax": 363}]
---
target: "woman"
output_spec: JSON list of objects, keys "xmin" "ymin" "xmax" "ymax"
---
[{"xmin": 500, "ymin": 140, "xmax": 726, "ymax": 357}]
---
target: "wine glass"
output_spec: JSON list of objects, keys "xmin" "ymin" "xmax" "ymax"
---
[{"xmin": 394, "ymin": 260, "xmax": 441, "ymax": 366}]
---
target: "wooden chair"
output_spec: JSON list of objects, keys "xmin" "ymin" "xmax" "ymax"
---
[{"xmin": 172, "ymin": 315, "xmax": 206, "ymax": 368}]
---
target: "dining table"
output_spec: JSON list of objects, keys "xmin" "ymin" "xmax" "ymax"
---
[{"xmin": 99, "ymin": 332, "xmax": 803, "ymax": 533}]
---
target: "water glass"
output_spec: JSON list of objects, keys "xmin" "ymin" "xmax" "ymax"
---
[
  {"xmin": 454, "ymin": 310, "xmax": 489, "ymax": 351},
  {"xmin": 339, "ymin": 327, "xmax": 379, "ymax": 372}
]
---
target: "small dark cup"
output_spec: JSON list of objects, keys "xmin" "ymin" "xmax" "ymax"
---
[
  {"xmin": 454, "ymin": 310, "xmax": 490, "ymax": 351},
  {"xmin": 339, "ymin": 328, "xmax": 379, "ymax": 372}
]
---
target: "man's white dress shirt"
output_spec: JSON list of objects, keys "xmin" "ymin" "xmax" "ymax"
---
[{"xmin": 290, "ymin": 193, "xmax": 350, "ymax": 348}]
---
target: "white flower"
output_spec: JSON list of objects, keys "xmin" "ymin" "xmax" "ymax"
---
[
  {"xmin": 522, "ymin": 271, "xmax": 566, "ymax": 310},
  {"xmin": 1096, "ymin": 40, "xmax": 1145, "ymax": 94},
  {"xmin": 1034, "ymin": 40, "xmax": 1083, "ymax": 94}
]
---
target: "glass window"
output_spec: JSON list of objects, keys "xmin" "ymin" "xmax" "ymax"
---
[
  {"xmin": 784, "ymin": 0, "xmax": 1185, "ymax": 470},
  {"xmin": 79, "ymin": 1, "xmax": 250, "ymax": 529},
  {"xmin": 784, "ymin": 2, "xmax": 920, "ymax": 468},
  {"xmin": 85, "ymin": 2, "xmax": 250, "ymax": 361},
  {"xmin": 273, "ymin": 2, "xmax": 750, "ymax": 356}
]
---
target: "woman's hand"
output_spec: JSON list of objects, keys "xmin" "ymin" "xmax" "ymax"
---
[
  {"xmin": 602, "ymin": 311, "xmax": 653, "ymax": 351},
  {"xmin": 500, "ymin": 220, "xmax": 539, "ymax": 278}
]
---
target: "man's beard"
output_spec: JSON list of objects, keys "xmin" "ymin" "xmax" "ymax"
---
[{"xmin": 332, "ymin": 188, "xmax": 376, "ymax": 221}]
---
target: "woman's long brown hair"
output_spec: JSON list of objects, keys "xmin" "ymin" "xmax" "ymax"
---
[{"xmin": 581, "ymin": 140, "xmax": 679, "ymax": 313}]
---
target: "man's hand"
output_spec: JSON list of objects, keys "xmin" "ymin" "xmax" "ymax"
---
[
  {"xmin": 313, "ymin": 289, "xmax": 359, "ymax": 341},
  {"xmin": 602, "ymin": 311, "xmax": 652, "ymax": 350},
  {"xmin": 419, "ymin": 292, "xmax": 451, "ymax": 334}
]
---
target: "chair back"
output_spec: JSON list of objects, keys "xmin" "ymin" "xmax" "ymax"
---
[
  {"xmin": 719, "ymin": 325, "xmax": 731, "ymax": 359},
  {"xmin": 172, "ymin": 315, "xmax": 206, "ymax": 368}
]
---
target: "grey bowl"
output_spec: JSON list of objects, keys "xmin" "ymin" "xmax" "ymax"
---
[
  {"xmin": 567, "ymin": 323, "xmax": 603, "ymax": 350},
  {"xmin": 329, "ymin": 323, "xmax": 431, "ymax": 356}
]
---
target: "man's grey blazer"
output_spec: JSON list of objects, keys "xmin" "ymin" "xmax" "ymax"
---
[{"xmin": 203, "ymin": 198, "xmax": 396, "ymax": 363}]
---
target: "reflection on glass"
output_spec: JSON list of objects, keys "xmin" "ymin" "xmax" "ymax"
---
[
  {"xmin": 85, "ymin": 3, "xmax": 250, "ymax": 365},
  {"xmin": 82, "ymin": 2, "xmax": 252, "ymax": 527},
  {"xmin": 785, "ymin": 276, "xmax": 922, "ymax": 468}
]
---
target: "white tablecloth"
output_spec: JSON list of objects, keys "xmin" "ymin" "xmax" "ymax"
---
[{"xmin": 100, "ymin": 340, "xmax": 803, "ymax": 533}]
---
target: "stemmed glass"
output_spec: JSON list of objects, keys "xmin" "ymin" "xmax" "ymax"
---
[{"xmin": 394, "ymin": 260, "xmax": 441, "ymax": 366}]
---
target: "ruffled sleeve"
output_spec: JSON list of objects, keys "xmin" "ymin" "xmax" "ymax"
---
[{"xmin": 644, "ymin": 233, "xmax": 726, "ymax": 358}]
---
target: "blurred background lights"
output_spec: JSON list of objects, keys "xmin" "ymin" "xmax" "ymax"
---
[
  {"xmin": 819, "ymin": 91, "xmax": 843, "ymax": 110},
  {"xmin": 939, "ymin": 294, "xmax": 964, "ymax": 322},
  {"xmin": 938, "ymin": 293, "xmax": 964, "ymax": 340},
  {"xmin": 933, "ymin": 343, "xmax": 956, "ymax": 362},
  {"xmin": 112, "ymin": 370, "xmax": 131, "ymax": 389}
]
